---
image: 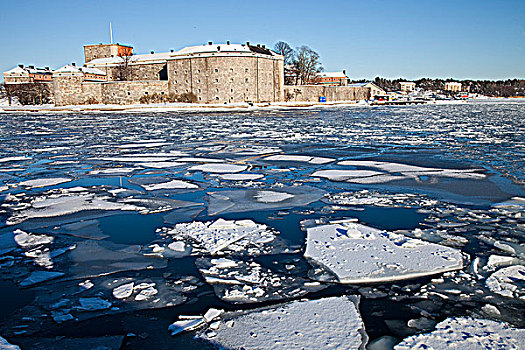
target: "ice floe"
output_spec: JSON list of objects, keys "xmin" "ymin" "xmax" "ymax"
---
[
  {"xmin": 217, "ymin": 173, "xmax": 264, "ymax": 181},
  {"xmin": 189, "ymin": 164, "xmax": 247, "ymax": 174},
  {"xmin": 13, "ymin": 230, "xmax": 53, "ymax": 248},
  {"xmin": 394, "ymin": 317, "xmax": 525, "ymax": 349},
  {"xmin": 142, "ymin": 179, "xmax": 199, "ymax": 190},
  {"xmin": 197, "ymin": 257, "xmax": 323, "ymax": 303},
  {"xmin": 486, "ymin": 265, "xmax": 525, "ymax": 299},
  {"xmin": 20, "ymin": 271, "xmax": 64, "ymax": 287},
  {"xmin": 199, "ymin": 296, "xmax": 367, "ymax": 350},
  {"xmin": 163, "ymin": 218, "xmax": 282, "ymax": 256},
  {"xmin": 264, "ymin": 154, "xmax": 334, "ymax": 164},
  {"xmin": 0, "ymin": 336, "xmax": 20, "ymax": 350},
  {"xmin": 207, "ymin": 186, "xmax": 326, "ymax": 215},
  {"xmin": 0, "ymin": 156, "xmax": 31, "ymax": 163},
  {"xmin": 18, "ymin": 177, "xmax": 72, "ymax": 189},
  {"xmin": 304, "ymin": 222, "xmax": 463, "ymax": 283}
]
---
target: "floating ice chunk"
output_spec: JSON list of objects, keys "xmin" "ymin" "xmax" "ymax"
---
[
  {"xmin": 189, "ymin": 164, "xmax": 247, "ymax": 174},
  {"xmin": 134, "ymin": 283, "xmax": 158, "ymax": 301},
  {"xmin": 304, "ymin": 222, "xmax": 463, "ymax": 283},
  {"xmin": 78, "ymin": 297, "xmax": 112, "ymax": 311},
  {"xmin": 166, "ymin": 218, "xmax": 279, "ymax": 256},
  {"xmin": 218, "ymin": 173, "xmax": 264, "ymax": 181},
  {"xmin": 112, "ymin": 282, "xmax": 134, "ymax": 299},
  {"xmin": 486, "ymin": 265, "xmax": 525, "ymax": 298},
  {"xmin": 485, "ymin": 255, "xmax": 519, "ymax": 270},
  {"xmin": 88, "ymin": 167, "xmax": 138, "ymax": 175},
  {"xmin": 0, "ymin": 336, "xmax": 20, "ymax": 350},
  {"xmin": 0, "ymin": 185, "xmax": 9, "ymax": 192},
  {"xmin": 116, "ymin": 142, "xmax": 171, "ymax": 148},
  {"xmin": 18, "ymin": 177, "xmax": 71, "ymax": 189},
  {"xmin": 394, "ymin": 317, "xmax": 525, "ymax": 349},
  {"xmin": 167, "ymin": 241, "xmax": 185, "ymax": 252},
  {"xmin": 143, "ymin": 179, "xmax": 198, "ymax": 190},
  {"xmin": 138, "ymin": 162, "xmax": 185, "ymax": 168},
  {"xmin": 207, "ymin": 186, "xmax": 326, "ymax": 216},
  {"xmin": 264, "ymin": 154, "xmax": 334, "ymax": 164},
  {"xmin": 338, "ymin": 160, "xmax": 486, "ymax": 179},
  {"xmin": 99, "ymin": 156, "xmax": 175, "ymax": 162},
  {"xmin": 20, "ymin": 271, "xmax": 64, "ymax": 287},
  {"xmin": 254, "ymin": 190, "xmax": 294, "ymax": 203},
  {"xmin": 197, "ymin": 258, "xmax": 324, "ymax": 303},
  {"xmin": 176, "ymin": 157, "xmax": 224, "ymax": 163},
  {"xmin": 13, "ymin": 229, "xmax": 53, "ymax": 247},
  {"xmin": 0, "ymin": 156, "xmax": 31, "ymax": 163},
  {"xmin": 168, "ymin": 318, "xmax": 206, "ymax": 336},
  {"xmin": 32, "ymin": 146, "xmax": 69, "ymax": 153},
  {"xmin": 493, "ymin": 196, "xmax": 525, "ymax": 209},
  {"xmin": 311, "ymin": 169, "xmax": 383, "ymax": 181},
  {"xmin": 200, "ymin": 296, "xmax": 367, "ymax": 350},
  {"xmin": 203, "ymin": 308, "xmax": 224, "ymax": 323}
]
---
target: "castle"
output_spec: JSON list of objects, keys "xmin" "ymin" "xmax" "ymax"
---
[{"xmin": 4, "ymin": 41, "xmax": 371, "ymax": 106}]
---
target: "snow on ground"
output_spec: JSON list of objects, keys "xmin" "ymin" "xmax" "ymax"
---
[
  {"xmin": 304, "ymin": 222, "xmax": 463, "ymax": 283},
  {"xmin": 142, "ymin": 179, "xmax": 199, "ymax": 191},
  {"xmin": 18, "ymin": 177, "xmax": 72, "ymax": 189},
  {"xmin": 199, "ymin": 296, "xmax": 367, "ymax": 350},
  {"xmin": 164, "ymin": 218, "xmax": 279, "ymax": 256},
  {"xmin": 88, "ymin": 168, "xmax": 139, "ymax": 175},
  {"xmin": 189, "ymin": 164, "xmax": 247, "ymax": 174},
  {"xmin": 217, "ymin": 173, "xmax": 264, "ymax": 181},
  {"xmin": 394, "ymin": 317, "xmax": 525, "ymax": 349},
  {"xmin": 486, "ymin": 265, "xmax": 525, "ymax": 299},
  {"xmin": 264, "ymin": 154, "xmax": 335, "ymax": 164}
]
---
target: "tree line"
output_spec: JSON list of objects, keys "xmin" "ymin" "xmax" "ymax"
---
[{"xmin": 362, "ymin": 77, "xmax": 525, "ymax": 97}]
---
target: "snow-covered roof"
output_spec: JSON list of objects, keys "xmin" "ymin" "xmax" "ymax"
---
[
  {"xmin": 317, "ymin": 71, "xmax": 348, "ymax": 78},
  {"xmin": 79, "ymin": 67, "xmax": 106, "ymax": 75},
  {"xmin": 53, "ymin": 65, "xmax": 105, "ymax": 76},
  {"xmin": 348, "ymin": 82, "xmax": 384, "ymax": 90},
  {"xmin": 86, "ymin": 43, "xmax": 281, "ymax": 67},
  {"xmin": 3, "ymin": 66, "xmax": 29, "ymax": 75}
]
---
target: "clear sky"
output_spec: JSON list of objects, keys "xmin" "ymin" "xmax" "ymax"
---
[{"xmin": 1, "ymin": 0, "xmax": 523, "ymax": 81}]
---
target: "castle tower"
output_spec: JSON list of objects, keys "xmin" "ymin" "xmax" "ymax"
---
[{"xmin": 84, "ymin": 43, "xmax": 133, "ymax": 63}]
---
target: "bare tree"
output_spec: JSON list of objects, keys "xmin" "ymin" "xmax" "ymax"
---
[
  {"xmin": 293, "ymin": 46, "xmax": 323, "ymax": 85},
  {"xmin": 117, "ymin": 54, "xmax": 134, "ymax": 81},
  {"xmin": 4, "ymin": 83, "xmax": 51, "ymax": 105},
  {"xmin": 273, "ymin": 41, "xmax": 295, "ymax": 65}
]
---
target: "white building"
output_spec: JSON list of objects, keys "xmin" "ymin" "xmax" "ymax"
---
[
  {"xmin": 445, "ymin": 82, "xmax": 462, "ymax": 92},
  {"xmin": 399, "ymin": 82, "xmax": 416, "ymax": 92}
]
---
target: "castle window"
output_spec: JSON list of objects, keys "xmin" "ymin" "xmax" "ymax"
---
[
  {"xmin": 245, "ymin": 78, "xmax": 249, "ymax": 83},
  {"xmin": 198, "ymin": 79, "xmax": 201, "ymax": 83},
  {"xmin": 198, "ymin": 89, "xmax": 201, "ymax": 93},
  {"xmin": 230, "ymin": 68, "xmax": 233, "ymax": 72},
  {"xmin": 197, "ymin": 69, "xmax": 200, "ymax": 73},
  {"xmin": 199, "ymin": 97, "xmax": 202, "ymax": 101},
  {"xmin": 215, "ymin": 79, "xmax": 219, "ymax": 83},
  {"xmin": 215, "ymin": 69, "xmax": 218, "ymax": 73},
  {"xmin": 128, "ymin": 92, "xmax": 131, "ymax": 95},
  {"xmin": 231, "ymin": 78, "xmax": 234, "ymax": 82},
  {"xmin": 231, "ymin": 88, "xmax": 233, "ymax": 92},
  {"xmin": 245, "ymin": 68, "xmax": 248, "ymax": 72},
  {"xmin": 216, "ymin": 97, "xmax": 219, "ymax": 100},
  {"xmin": 185, "ymin": 80, "xmax": 188, "ymax": 83},
  {"xmin": 145, "ymin": 91, "xmax": 148, "ymax": 95}
]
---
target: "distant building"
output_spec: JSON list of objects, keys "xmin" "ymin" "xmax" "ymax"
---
[
  {"xmin": 3, "ymin": 65, "xmax": 53, "ymax": 84},
  {"xmin": 347, "ymin": 82, "xmax": 385, "ymax": 97},
  {"xmin": 445, "ymin": 82, "xmax": 462, "ymax": 92},
  {"xmin": 309, "ymin": 71, "xmax": 348, "ymax": 86},
  {"xmin": 400, "ymin": 82, "xmax": 416, "ymax": 92}
]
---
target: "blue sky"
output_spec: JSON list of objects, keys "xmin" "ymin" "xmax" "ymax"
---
[{"xmin": 1, "ymin": 0, "xmax": 523, "ymax": 81}]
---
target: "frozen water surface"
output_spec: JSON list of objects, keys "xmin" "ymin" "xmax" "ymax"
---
[{"xmin": 0, "ymin": 102, "xmax": 524, "ymax": 348}]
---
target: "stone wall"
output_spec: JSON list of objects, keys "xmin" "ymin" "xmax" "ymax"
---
[
  {"xmin": 167, "ymin": 55, "xmax": 283, "ymax": 103},
  {"xmin": 283, "ymin": 85, "xmax": 370, "ymax": 102},
  {"xmin": 102, "ymin": 81, "xmax": 169, "ymax": 105},
  {"xmin": 53, "ymin": 76, "xmax": 85, "ymax": 106}
]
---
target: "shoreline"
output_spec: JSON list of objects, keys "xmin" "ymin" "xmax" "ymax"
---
[{"xmin": 0, "ymin": 98, "xmax": 516, "ymax": 114}]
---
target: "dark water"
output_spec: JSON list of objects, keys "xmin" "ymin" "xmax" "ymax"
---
[{"xmin": 0, "ymin": 101, "xmax": 524, "ymax": 349}]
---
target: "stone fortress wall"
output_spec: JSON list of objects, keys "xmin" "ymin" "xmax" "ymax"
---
[{"xmin": 50, "ymin": 42, "xmax": 370, "ymax": 106}]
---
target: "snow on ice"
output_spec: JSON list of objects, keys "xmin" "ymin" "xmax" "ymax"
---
[
  {"xmin": 199, "ymin": 296, "xmax": 367, "ymax": 350},
  {"xmin": 304, "ymin": 222, "xmax": 463, "ymax": 283},
  {"xmin": 394, "ymin": 317, "xmax": 525, "ymax": 349}
]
